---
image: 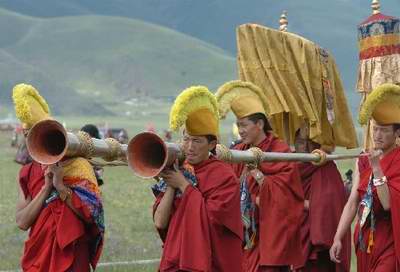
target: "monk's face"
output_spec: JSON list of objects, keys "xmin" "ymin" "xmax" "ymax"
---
[
  {"xmin": 294, "ymin": 126, "xmax": 308, "ymax": 153},
  {"xmin": 182, "ymin": 133, "xmax": 216, "ymax": 165},
  {"xmin": 22, "ymin": 128, "xmax": 29, "ymax": 138},
  {"xmin": 236, "ymin": 117, "xmax": 264, "ymax": 145},
  {"xmin": 372, "ymin": 120, "xmax": 400, "ymax": 151},
  {"xmin": 294, "ymin": 127, "xmax": 320, "ymax": 153},
  {"xmin": 294, "ymin": 135, "xmax": 308, "ymax": 153}
]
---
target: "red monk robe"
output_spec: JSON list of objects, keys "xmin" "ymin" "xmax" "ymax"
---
[
  {"xmin": 232, "ymin": 134, "xmax": 304, "ymax": 271},
  {"xmin": 19, "ymin": 161, "xmax": 104, "ymax": 272},
  {"xmin": 153, "ymin": 157, "xmax": 243, "ymax": 272},
  {"xmin": 295, "ymin": 161, "xmax": 351, "ymax": 272},
  {"xmin": 354, "ymin": 147, "xmax": 400, "ymax": 271}
]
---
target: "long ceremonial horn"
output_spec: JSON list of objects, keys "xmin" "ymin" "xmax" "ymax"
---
[
  {"xmin": 127, "ymin": 132, "xmax": 362, "ymax": 178},
  {"xmin": 27, "ymin": 119, "xmax": 127, "ymax": 164},
  {"xmin": 127, "ymin": 132, "xmax": 183, "ymax": 179},
  {"xmin": 216, "ymin": 145, "xmax": 362, "ymax": 165}
]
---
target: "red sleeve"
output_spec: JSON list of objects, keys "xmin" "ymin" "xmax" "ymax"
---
[
  {"xmin": 160, "ymin": 162, "xmax": 243, "ymax": 271},
  {"xmin": 257, "ymin": 140, "xmax": 304, "ymax": 266},
  {"xmin": 387, "ymin": 152, "xmax": 400, "ymax": 264},
  {"xmin": 309, "ymin": 162, "xmax": 351, "ymax": 271},
  {"xmin": 390, "ymin": 179, "xmax": 400, "ymax": 265},
  {"xmin": 358, "ymin": 153, "xmax": 370, "ymax": 173},
  {"xmin": 309, "ymin": 162, "xmax": 347, "ymax": 246},
  {"xmin": 160, "ymin": 186, "xmax": 212, "ymax": 271},
  {"xmin": 201, "ymin": 163, "xmax": 242, "ymax": 240},
  {"xmin": 152, "ymin": 192, "xmax": 168, "ymax": 242},
  {"xmin": 152, "ymin": 192, "xmax": 164, "ymax": 219},
  {"xmin": 56, "ymin": 190, "xmax": 98, "ymax": 250},
  {"xmin": 18, "ymin": 163, "xmax": 32, "ymax": 198},
  {"xmin": 56, "ymin": 199, "xmax": 86, "ymax": 250}
]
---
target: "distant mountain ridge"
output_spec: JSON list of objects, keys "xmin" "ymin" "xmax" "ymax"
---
[
  {"xmin": 0, "ymin": 7, "xmax": 235, "ymax": 115},
  {"xmin": 1, "ymin": 1, "xmax": 399, "ymax": 115}
]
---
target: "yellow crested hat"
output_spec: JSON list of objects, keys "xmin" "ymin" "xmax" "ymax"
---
[
  {"xmin": 359, "ymin": 83, "xmax": 400, "ymax": 125},
  {"xmin": 169, "ymin": 86, "xmax": 219, "ymax": 137},
  {"xmin": 215, "ymin": 80, "xmax": 269, "ymax": 119},
  {"xmin": 12, "ymin": 84, "xmax": 50, "ymax": 129}
]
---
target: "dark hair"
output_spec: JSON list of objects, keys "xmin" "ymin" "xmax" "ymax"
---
[
  {"xmin": 80, "ymin": 124, "xmax": 100, "ymax": 139},
  {"xmin": 394, "ymin": 124, "xmax": 400, "ymax": 134},
  {"xmin": 247, "ymin": 113, "xmax": 272, "ymax": 134},
  {"xmin": 345, "ymin": 169, "xmax": 353, "ymax": 182},
  {"xmin": 205, "ymin": 135, "xmax": 217, "ymax": 155}
]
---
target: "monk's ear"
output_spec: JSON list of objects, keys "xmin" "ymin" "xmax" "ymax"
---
[
  {"xmin": 208, "ymin": 140, "xmax": 217, "ymax": 152},
  {"xmin": 394, "ymin": 125, "xmax": 400, "ymax": 138},
  {"xmin": 256, "ymin": 119, "xmax": 264, "ymax": 131}
]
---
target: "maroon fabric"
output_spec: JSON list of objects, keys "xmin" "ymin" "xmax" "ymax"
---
[
  {"xmin": 19, "ymin": 162, "xmax": 43, "ymax": 200},
  {"xmin": 232, "ymin": 134, "xmax": 304, "ymax": 269},
  {"xmin": 154, "ymin": 157, "xmax": 243, "ymax": 272},
  {"xmin": 19, "ymin": 162, "xmax": 98, "ymax": 272},
  {"xmin": 295, "ymin": 161, "xmax": 351, "ymax": 272},
  {"xmin": 354, "ymin": 147, "xmax": 400, "ymax": 271},
  {"xmin": 298, "ymin": 251, "xmax": 337, "ymax": 272},
  {"xmin": 258, "ymin": 266, "xmax": 290, "ymax": 272}
]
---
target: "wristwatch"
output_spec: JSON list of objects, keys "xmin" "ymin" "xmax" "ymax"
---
[
  {"xmin": 59, "ymin": 187, "xmax": 73, "ymax": 202},
  {"xmin": 373, "ymin": 176, "xmax": 387, "ymax": 187},
  {"xmin": 254, "ymin": 171, "xmax": 264, "ymax": 183}
]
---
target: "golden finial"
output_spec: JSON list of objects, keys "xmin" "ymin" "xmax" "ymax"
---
[
  {"xmin": 371, "ymin": 0, "xmax": 380, "ymax": 15},
  {"xmin": 279, "ymin": 10, "xmax": 288, "ymax": 32}
]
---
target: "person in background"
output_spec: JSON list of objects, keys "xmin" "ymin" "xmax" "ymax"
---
[
  {"xmin": 117, "ymin": 129, "xmax": 129, "ymax": 144},
  {"xmin": 80, "ymin": 124, "xmax": 104, "ymax": 186},
  {"xmin": 293, "ymin": 124, "xmax": 351, "ymax": 272},
  {"xmin": 343, "ymin": 169, "xmax": 353, "ymax": 197}
]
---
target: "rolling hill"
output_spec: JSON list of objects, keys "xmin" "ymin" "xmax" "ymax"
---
[{"xmin": 0, "ymin": 8, "xmax": 236, "ymax": 115}]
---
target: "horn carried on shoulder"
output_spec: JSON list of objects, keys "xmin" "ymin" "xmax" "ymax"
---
[
  {"xmin": 127, "ymin": 132, "xmax": 362, "ymax": 179},
  {"xmin": 127, "ymin": 132, "xmax": 183, "ymax": 179},
  {"xmin": 27, "ymin": 119, "xmax": 127, "ymax": 165}
]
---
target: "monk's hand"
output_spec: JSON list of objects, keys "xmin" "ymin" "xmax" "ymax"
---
[
  {"xmin": 368, "ymin": 149, "xmax": 382, "ymax": 167},
  {"xmin": 249, "ymin": 168, "xmax": 264, "ymax": 185},
  {"xmin": 48, "ymin": 163, "xmax": 65, "ymax": 190},
  {"xmin": 304, "ymin": 200, "xmax": 310, "ymax": 211},
  {"xmin": 329, "ymin": 240, "xmax": 342, "ymax": 263},
  {"xmin": 160, "ymin": 163, "xmax": 189, "ymax": 192},
  {"xmin": 43, "ymin": 166, "xmax": 54, "ymax": 192},
  {"xmin": 368, "ymin": 149, "xmax": 384, "ymax": 178}
]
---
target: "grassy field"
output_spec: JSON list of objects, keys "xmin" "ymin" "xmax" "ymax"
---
[{"xmin": 0, "ymin": 117, "xmax": 359, "ymax": 271}]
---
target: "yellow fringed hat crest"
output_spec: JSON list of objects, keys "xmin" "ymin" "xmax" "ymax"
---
[
  {"xmin": 169, "ymin": 86, "xmax": 219, "ymax": 137},
  {"xmin": 215, "ymin": 80, "xmax": 269, "ymax": 119},
  {"xmin": 169, "ymin": 86, "xmax": 219, "ymax": 136},
  {"xmin": 359, "ymin": 83, "xmax": 400, "ymax": 125},
  {"xmin": 12, "ymin": 83, "xmax": 50, "ymax": 129}
]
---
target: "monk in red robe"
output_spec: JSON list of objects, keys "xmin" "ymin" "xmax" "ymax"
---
[
  {"xmin": 293, "ymin": 127, "xmax": 351, "ymax": 272},
  {"xmin": 152, "ymin": 86, "xmax": 243, "ymax": 271},
  {"xmin": 216, "ymin": 81, "xmax": 304, "ymax": 271},
  {"xmin": 330, "ymin": 84, "xmax": 400, "ymax": 271},
  {"xmin": 13, "ymin": 84, "xmax": 104, "ymax": 272},
  {"xmin": 232, "ymin": 115, "xmax": 304, "ymax": 272},
  {"xmin": 16, "ymin": 159, "xmax": 104, "ymax": 272}
]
